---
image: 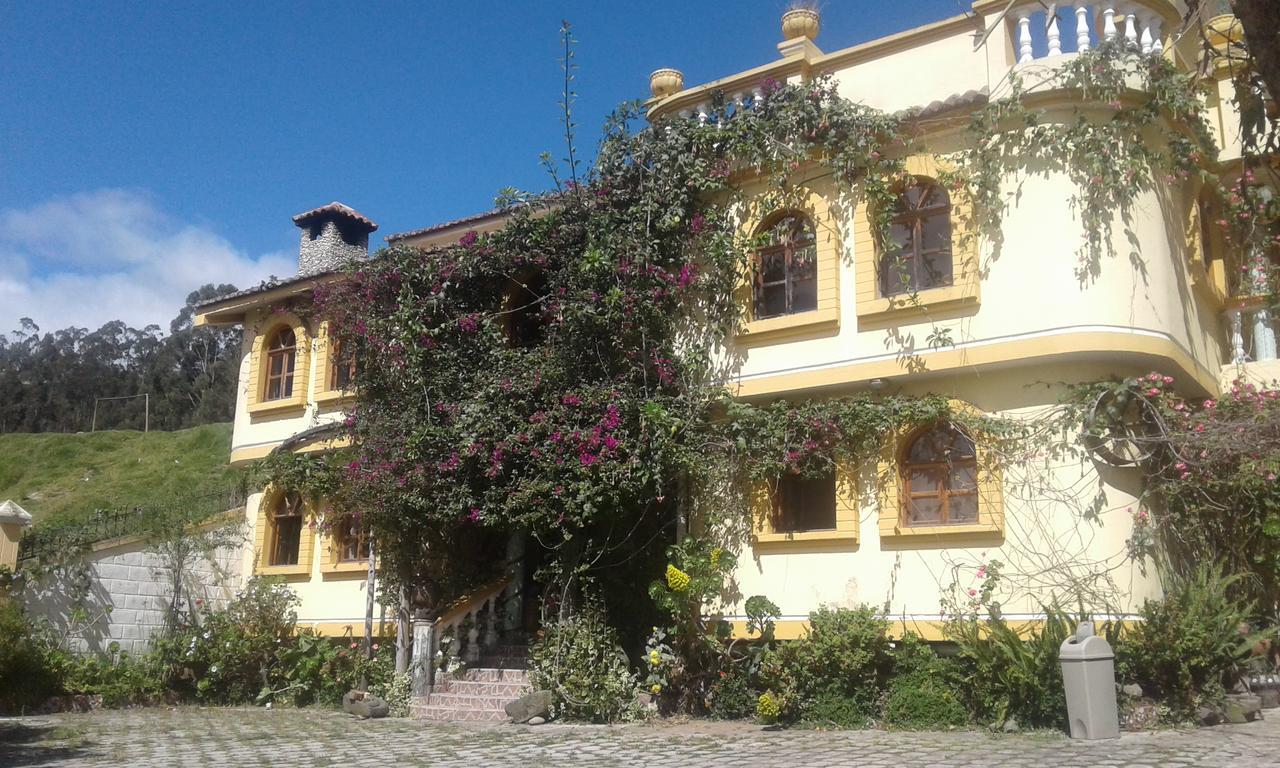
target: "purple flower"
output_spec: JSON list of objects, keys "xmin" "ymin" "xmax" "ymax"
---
[
  {"xmin": 562, "ymin": 394, "xmax": 582, "ymax": 407},
  {"xmin": 458, "ymin": 315, "xmax": 479, "ymax": 334},
  {"xmin": 459, "ymin": 231, "xmax": 478, "ymax": 247}
]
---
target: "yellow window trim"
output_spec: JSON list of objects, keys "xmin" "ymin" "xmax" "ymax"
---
[
  {"xmin": 246, "ymin": 312, "xmax": 311, "ymax": 417},
  {"xmin": 252, "ymin": 485, "xmax": 317, "ymax": 578},
  {"xmin": 750, "ymin": 460, "xmax": 859, "ymax": 549},
  {"xmin": 876, "ymin": 399, "xmax": 1005, "ymax": 542},
  {"xmin": 314, "ymin": 321, "xmax": 356, "ymax": 406},
  {"xmin": 736, "ymin": 179, "xmax": 843, "ymax": 345},
  {"xmin": 853, "ymin": 155, "xmax": 980, "ymax": 323}
]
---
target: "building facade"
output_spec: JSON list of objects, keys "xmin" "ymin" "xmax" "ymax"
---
[{"xmin": 195, "ymin": 2, "xmax": 1275, "ymax": 640}]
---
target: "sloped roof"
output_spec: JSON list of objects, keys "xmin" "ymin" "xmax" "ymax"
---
[
  {"xmin": 0, "ymin": 499, "xmax": 32, "ymax": 526},
  {"xmin": 292, "ymin": 202, "xmax": 378, "ymax": 232}
]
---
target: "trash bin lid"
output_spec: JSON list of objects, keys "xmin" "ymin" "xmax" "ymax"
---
[{"xmin": 1060, "ymin": 633, "xmax": 1114, "ymax": 661}]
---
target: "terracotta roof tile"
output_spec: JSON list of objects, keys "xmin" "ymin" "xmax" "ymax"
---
[{"xmin": 292, "ymin": 201, "xmax": 378, "ymax": 232}]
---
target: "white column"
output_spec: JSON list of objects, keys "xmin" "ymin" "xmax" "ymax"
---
[
  {"xmin": 1228, "ymin": 308, "xmax": 1247, "ymax": 363},
  {"xmin": 483, "ymin": 596, "xmax": 499, "ymax": 649},
  {"xmin": 696, "ymin": 103, "xmax": 709, "ymax": 125},
  {"xmin": 1075, "ymin": 4, "xmax": 1092, "ymax": 52},
  {"xmin": 751, "ymin": 86, "xmax": 763, "ymax": 104},
  {"xmin": 1139, "ymin": 12, "xmax": 1154, "ymax": 54},
  {"xmin": 1017, "ymin": 11, "xmax": 1034, "ymax": 64},
  {"xmin": 1123, "ymin": 8, "xmax": 1139, "ymax": 47},
  {"xmin": 1047, "ymin": 10, "xmax": 1063, "ymax": 56},
  {"xmin": 1254, "ymin": 309, "xmax": 1278, "ymax": 361},
  {"xmin": 410, "ymin": 618, "xmax": 438, "ymax": 694},
  {"xmin": 1150, "ymin": 18, "xmax": 1164, "ymax": 54},
  {"xmin": 1102, "ymin": 6, "xmax": 1117, "ymax": 41}
]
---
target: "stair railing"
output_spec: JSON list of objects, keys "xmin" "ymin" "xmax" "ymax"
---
[{"xmin": 413, "ymin": 576, "xmax": 511, "ymax": 693}]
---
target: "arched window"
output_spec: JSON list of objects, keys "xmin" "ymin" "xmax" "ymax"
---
[
  {"xmin": 269, "ymin": 492, "xmax": 305, "ymax": 566},
  {"xmin": 330, "ymin": 339, "xmax": 357, "ymax": 391},
  {"xmin": 901, "ymin": 422, "xmax": 978, "ymax": 526},
  {"xmin": 754, "ymin": 214, "xmax": 818, "ymax": 319},
  {"xmin": 880, "ymin": 179, "xmax": 952, "ymax": 297},
  {"xmin": 264, "ymin": 327, "xmax": 297, "ymax": 401}
]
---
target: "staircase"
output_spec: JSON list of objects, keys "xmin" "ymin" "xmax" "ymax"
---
[{"xmin": 412, "ymin": 644, "xmax": 531, "ymax": 722}]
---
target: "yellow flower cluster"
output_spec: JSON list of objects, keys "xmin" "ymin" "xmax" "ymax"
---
[
  {"xmin": 651, "ymin": 683, "xmax": 662, "ymax": 694},
  {"xmin": 710, "ymin": 547, "xmax": 723, "ymax": 568},
  {"xmin": 756, "ymin": 691, "xmax": 781, "ymax": 721},
  {"xmin": 648, "ymin": 649, "xmax": 661, "ymax": 666},
  {"xmin": 665, "ymin": 564, "xmax": 691, "ymax": 592}
]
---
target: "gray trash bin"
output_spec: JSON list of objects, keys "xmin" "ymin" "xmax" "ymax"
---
[{"xmin": 1059, "ymin": 621, "xmax": 1120, "ymax": 740}]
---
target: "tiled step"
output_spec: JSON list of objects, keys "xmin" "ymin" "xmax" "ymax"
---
[
  {"xmin": 449, "ymin": 667, "xmax": 530, "ymax": 684},
  {"xmin": 434, "ymin": 678, "xmax": 529, "ymax": 698},
  {"xmin": 423, "ymin": 691, "xmax": 525, "ymax": 710}
]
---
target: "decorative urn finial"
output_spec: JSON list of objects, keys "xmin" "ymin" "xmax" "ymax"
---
[
  {"xmin": 781, "ymin": 7, "xmax": 820, "ymax": 41},
  {"xmin": 649, "ymin": 68, "xmax": 685, "ymax": 99}
]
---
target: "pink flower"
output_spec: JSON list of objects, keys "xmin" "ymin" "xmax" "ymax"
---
[
  {"xmin": 372, "ymin": 643, "xmax": 380, "ymax": 651},
  {"xmin": 459, "ymin": 230, "xmax": 478, "ymax": 247},
  {"xmin": 976, "ymin": 566, "xmax": 987, "ymax": 579},
  {"xmin": 968, "ymin": 588, "xmax": 978, "ymax": 597}
]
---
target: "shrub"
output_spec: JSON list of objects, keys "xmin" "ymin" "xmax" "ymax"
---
[
  {"xmin": 947, "ymin": 605, "xmax": 1080, "ymax": 730},
  {"xmin": 882, "ymin": 635, "xmax": 967, "ymax": 730},
  {"xmin": 154, "ymin": 577, "xmax": 299, "ymax": 703},
  {"xmin": 761, "ymin": 605, "xmax": 893, "ymax": 726},
  {"xmin": 0, "ymin": 598, "xmax": 60, "ymax": 712},
  {"xmin": 708, "ymin": 665, "xmax": 757, "ymax": 720},
  {"xmin": 1118, "ymin": 565, "xmax": 1270, "ymax": 719},
  {"xmin": 529, "ymin": 602, "xmax": 640, "ymax": 722}
]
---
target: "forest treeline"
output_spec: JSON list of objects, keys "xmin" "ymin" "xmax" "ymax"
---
[{"xmin": 0, "ymin": 284, "xmax": 241, "ymax": 433}]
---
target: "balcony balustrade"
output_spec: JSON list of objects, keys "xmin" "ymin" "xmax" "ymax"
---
[{"xmin": 1008, "ymin": 2, "xmax": 1171, "ymax": 64}]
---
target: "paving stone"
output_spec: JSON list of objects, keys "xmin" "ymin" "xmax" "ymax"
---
[{"xmin": 1, "ymin": 708, "xmax": 1279, "ymax": 767}]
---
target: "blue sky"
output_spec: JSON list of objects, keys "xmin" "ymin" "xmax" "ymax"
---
[{"xmin": 0, "ymin": 0, "xmax": 967, "ymax": 333}]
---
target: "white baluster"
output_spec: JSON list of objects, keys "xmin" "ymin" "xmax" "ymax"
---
[
  {"xmin": 1075, "ymin": 4, "xmax": 1091, "ymax": 52},
  {"xmin": 1047, "ymin": 9, "xmax": 1062, "ymax": 56},
  {"xmin": 1150, "ymin": 19, "xmax": 1164, "ymax": 54},
  {"xmin": 465, "ymin": 609, "xmax": 481, "ymax": 663},
  {"xmin": 1123, "ymin": 8, "xmax": 1139, "ymax": 47},
  {"xmin": 1254, "ymin": 308, "xmax": 1278, "ymax": 361},
  {"xmin": 483, "ymin": 596, "xmax": 499, "ymax": 649},
  {"xmin": 733, "ymin": 92, "xmax": 745, "ymax": 116},
  {"xmin": 1228, "ymin": 308, "xmax": 1246, "ymax": 363},
  {"xmin": 1139, "ymin": 12, "xmax": 1154, "ymax": 55},
  {"xmin": 697, "ymin": 102, "xmax": 709, "ymax": 125},
  {"xmin": 1017, "ymin": 11, "xmax": 1034, "ymax": 64},
  {"xmin": 1102, "ymin": 6, "xmax": 1117, "ymax": 41},
  {"xmin": 751, "ymin": 87, "xmax": 763, "ymax": 104}
]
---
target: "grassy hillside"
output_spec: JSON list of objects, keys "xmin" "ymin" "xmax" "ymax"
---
[{"xmin": 0, "ymin": 423, "xmax": 241, "ymax": 525}]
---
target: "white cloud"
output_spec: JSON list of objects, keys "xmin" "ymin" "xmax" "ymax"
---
[{"xmin": 0, "ymin": 189, "xmax": 295, "ymax": 334}]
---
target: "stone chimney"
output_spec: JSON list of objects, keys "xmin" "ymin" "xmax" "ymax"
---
[{"xmin": 291, "ymin": 202, "xmax": 378, "ymax": 276}]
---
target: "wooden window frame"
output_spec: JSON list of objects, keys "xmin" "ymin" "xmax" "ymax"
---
[
  {"xmin": 269, "ymin": 491, "xmax": 305, "ymax": 566},
  {"xmin": 334, "ymin": 514, "xmax": 370, "ymax": 563},
  {"xmin": 771, "ymin": 470, "xmax": 838, "ymax": 534},
  {"xmin": 899, "ymin": 423, "xmax": 978, "ymax": 528},
  {"xmin": 753, "ymin": 213, "xmax": 819, "ymax": 321},
  {"xmin": 879, "ymin": 178, "xmax": 953, "ymax": 298},
  {"xmin": 264, "ymin": 328, "xmax": 298, "ymax": 402}
]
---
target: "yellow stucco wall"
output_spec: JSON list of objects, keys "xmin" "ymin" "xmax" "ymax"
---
[
  {"xmin": 240, "ymin": 490, "xmax": 387, "ymax": 636},
  {"xmin": 719, "ymin": 363, "xmax": 1163, "ymax": 637}
]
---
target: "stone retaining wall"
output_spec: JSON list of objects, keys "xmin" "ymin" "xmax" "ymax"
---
[{"xmin": 20, "ymin": 534, "xmax": 244, "ymax": 654}]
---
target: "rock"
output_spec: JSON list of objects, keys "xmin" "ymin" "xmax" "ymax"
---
[
  {"xmin": 634, "ymin": 692, "xmax": 658, "ymax": 712},
  {"xmin": 527, "ymin": 716, "xmax": 546, "ymax": 725},
  {"xmin": 1120, "ymin": 683, "xmax": 1144, "ymax": 698},
  {"xmin": 505, "ymin": 690, "xmax": 553, "ymax": 724},
  {"xmin": 1224, "ymin": 694, "xmax": 1262, "ymax": 724},
  {"xmin": 1001, "ymin": 717, "xmax": 1019, "ymax": 733},
  {"xmin": 342, "ymin": 690, "xmax": 389, "ymax": 719},
  {"xmin": 1259, "ymin": 689, "xmax": 1280, "ymax": 709},
  {"xmin": 1197, "ymin": 705, "xmax": 1223, "ymax": 727}
]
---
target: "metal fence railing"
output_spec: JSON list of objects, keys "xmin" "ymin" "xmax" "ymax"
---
[{"xmin": 17, "ymin": 484, "xmax": 249, "ymax": 564}]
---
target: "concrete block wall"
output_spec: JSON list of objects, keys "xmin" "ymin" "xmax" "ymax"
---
[{"xmin": 21, "ymin": 535, "xmax": 244, "ymax": 654}]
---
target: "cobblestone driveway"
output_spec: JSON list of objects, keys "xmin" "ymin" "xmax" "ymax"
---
[{"xmin": 3, "ymin": 708, "xmax": 1279, "ymax": 767}]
